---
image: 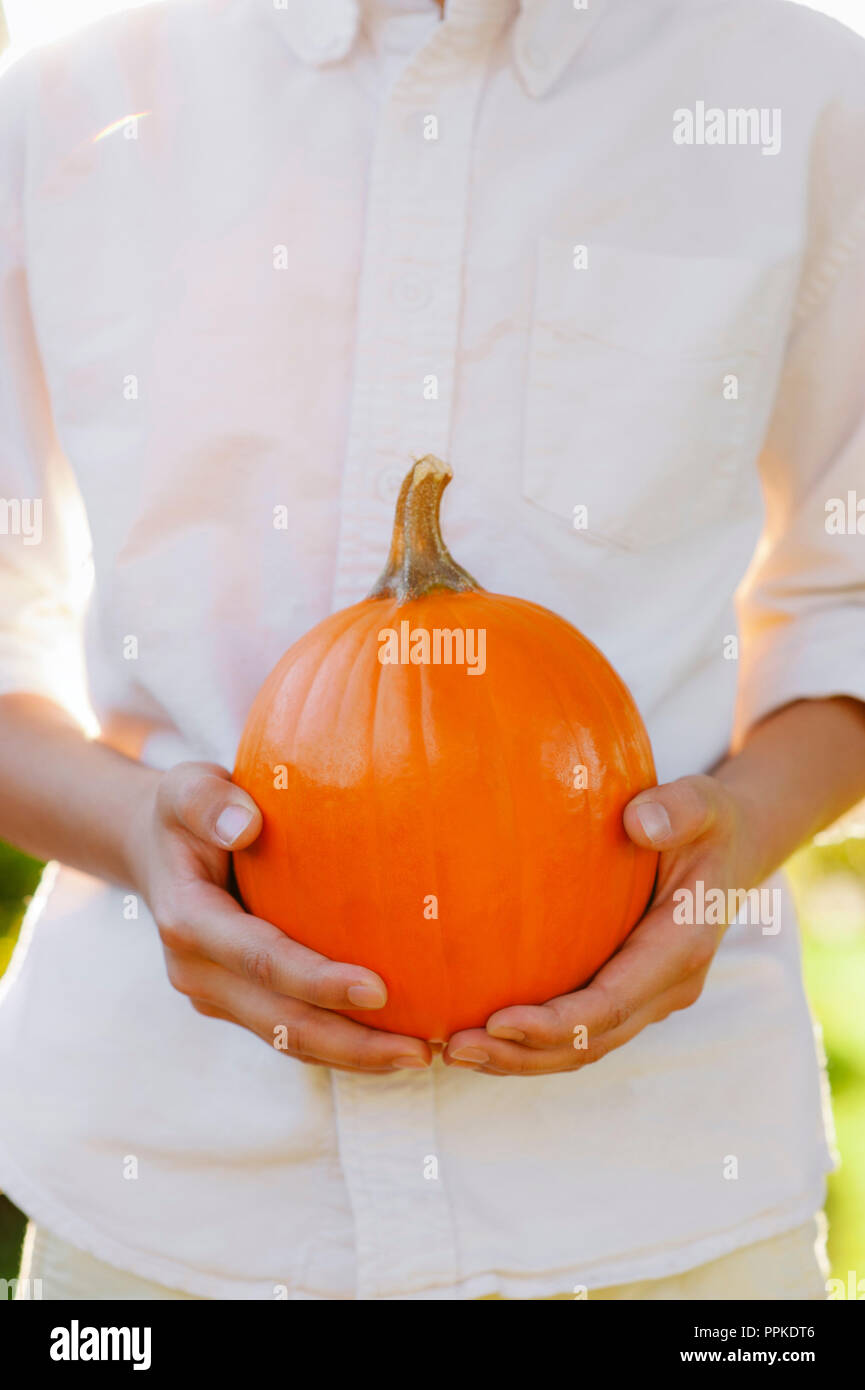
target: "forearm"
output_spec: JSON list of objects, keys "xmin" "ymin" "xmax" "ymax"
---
[
  {"xmin": 0, "ymin": 692, "xmax": 159, "ymax": 885},
  {"xmin": 3, "ymin": 689, "xmax": 863, "ymax": 898},
  {"xmin": 714, "ymin": 696, "xmax": 865, "ymax": 885}
]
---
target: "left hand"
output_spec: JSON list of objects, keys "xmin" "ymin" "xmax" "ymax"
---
[{"xmin": 444, "ymin": 774, "xmax": 754, "ymax": 1076}]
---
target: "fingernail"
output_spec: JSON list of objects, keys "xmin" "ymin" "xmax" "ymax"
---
[
  {"xmin": 214, "ymin": 804, "xmax": 254, "ymax": 847},
  {"xmin": 392, "ymin": 1056, "xmax": 429, "ymax": 1069},
  {"xmin": 635, "ymin": 802, "xmax": 672, "ymax": 845},
  {"xmin": 347, "ymin": 984, "xmax": 387, "ymax": 1009},
  {"xmin": 448, "ymin": 1046, "xmax": 489, "ymax": 1064},
  {"xmin": 487, "ymin": 1027, "xmax": 525, "ymax": 1042}
]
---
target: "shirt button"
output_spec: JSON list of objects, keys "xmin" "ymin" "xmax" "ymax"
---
[
  {"xmin": 377, "ymin": 466, "xmax": 405, "ymax": 504},
  {"xmin": 391, "ymin": 271, "xmax": 432, "ymax": 311},
  {"xmin": 300, "ymin": 0, "xmax": 357, "ymax": 63}
]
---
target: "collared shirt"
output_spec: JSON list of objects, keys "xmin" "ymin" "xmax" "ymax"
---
[{"xmin": 0, "ymin": 0, "xmax": 863, "ymax": 1299}]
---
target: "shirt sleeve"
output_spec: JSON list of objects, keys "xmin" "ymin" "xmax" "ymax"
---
[
  {"xmin": 733, "ymin": 190, "xmax": 865, "ymax": 747},
  {"xmin": 0, "ymin": 54, "xmax": 92, "ymax": 727}
]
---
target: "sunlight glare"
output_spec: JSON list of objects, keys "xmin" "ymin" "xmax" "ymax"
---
[{"xmin": 5, "ymin": 0, "xmax": 156, "ymax": 51}]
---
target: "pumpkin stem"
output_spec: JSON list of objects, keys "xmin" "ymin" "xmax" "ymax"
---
[{"xmin": 367, "ymin": 455, "xmax": 482, "ymax": 603}]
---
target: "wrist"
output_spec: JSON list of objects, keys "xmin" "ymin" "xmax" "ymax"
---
[
  {"xmin": 712, "ymin": 759, "xmax": 790, "ymax": 887},
  {"xmin": 118, "ymin": 763, "xmax": 162, "ymax": 897}
]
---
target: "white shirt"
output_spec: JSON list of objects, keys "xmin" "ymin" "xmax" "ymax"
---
[{"xmin": 0, "ymin": 0, "xmax": 863, "ymax": 1300}]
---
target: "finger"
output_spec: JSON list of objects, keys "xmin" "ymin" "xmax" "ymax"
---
[
  {"xmin": 189, "ymin": 997, "xmax": 235, "ymax": 1023},
  {"xmin": 484, "ymin": 910, "xmax": 719, "ymax": 1048},
  {"xmin": 158, "ymin": 761, "xmax": 263, "ymax": 849},
  {"xmin": 163, "ymin": 879, "xmax": 391, "ymax": 1012},
  {"xmin": 449, "ymin": 976, "xmax": 707, "ymax": 1075},
  {"xmin": 623, "ymin": 774, "xmax": 733, "ymax": 851},
  {"xmin": 188, "ymin": 998, "xmax": 397, "ymax": 1073},
  {"xmin": 181, "ymin": 961, "xmax": 431, "ymax": 1070},
  {"xmin": 296, "ymin": 1059, "xmax": 399, "ymax": 1075},
  {"xmin": 446, "ymin": 1020, "xmax": 633, "ymax": 1074}
]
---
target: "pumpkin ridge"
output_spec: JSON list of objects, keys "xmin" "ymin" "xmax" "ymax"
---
[
  {"xmin": 414, "ymin": 640, "xmax": 450, "ymax": 1040},
  {"xmin": 514, "ymin": 598, "xmax": 655, "ymax": 789},
  {"xmin": 329, "ymin": 601, "xmax": 397, "ymax": 738},
  {"xmin": 491, "ymin": 597, "xmax": 612, "ymax": 789},
  {"xmin": 288, "ymin": 601, "xmax": 388, "ymax": 778},
  {"xmin": 238, "ymin": 601, "xmax": 381, "ymax": 800},
  {"xmin": 488, "ymin": 596, "xmax": 600, "ymax": 994},
  {"xmin": 438, "ymin": 591, "xmax": 526, "ymax": 1018},
  {"xmin": 491, "ymin": 596, "xmax": 654, "ymax": 783},
  {"xmin": 489, "ymin": 596, "xmax": 652, "ymax": 964},
  {"xmin": 269, "ymin": 605, "xmax": 389, "ymax": 942},
  {"xmin": 233, "ymin": 613, "xmax": 374, "ymax": 903},
  {"xmin": 285, "ymin": 601, "xmax": 395, "ymax": 983},
  {"xmin": 331, "ymin": 602, "xmax": 403, "ymax": 975},
  {"xmin": 364, "ymin": 608, "xmax": 393, "ymax": 1024}
]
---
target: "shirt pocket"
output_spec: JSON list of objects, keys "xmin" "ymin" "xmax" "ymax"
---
[{"xmin": 522, "ymin": 238, "xmax": 796, "ymax": 550}]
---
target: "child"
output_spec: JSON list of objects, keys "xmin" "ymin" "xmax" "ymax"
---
[{"xmin": 1, "ymin": 0, "xmax": 864, "ymax": 1300}]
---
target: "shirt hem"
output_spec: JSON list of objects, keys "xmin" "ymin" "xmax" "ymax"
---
[
  {"xmin": 0, "ymin": 1135, "xmax": 830, "ymax": 1301},
  {"xmin": 390, "ymin": 1184, "xmax": 830, "ymax": 1300}
]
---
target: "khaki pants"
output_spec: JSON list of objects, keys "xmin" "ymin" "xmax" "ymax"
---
[{"xmin": 16, "ymin": 1216, "xmax": 827, "ymax": 1300}]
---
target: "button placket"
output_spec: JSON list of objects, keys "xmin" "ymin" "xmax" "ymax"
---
[
  {"xmin": 329, "ymin": 35, "xmax": 491, "ymax": 611},
  {"xmin": 331, "ymin": 1069, "xmax": 458, "ymax": 1300},
  {"xmin": 329, "ymin": 21, "xmax": 504, "ymax": 1296}
]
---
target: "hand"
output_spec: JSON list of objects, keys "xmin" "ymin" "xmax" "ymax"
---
[
  {"xmin": 127, "ymin": 762, "xmax": 431, "ymax": 1073},
  {"xmin": 443, "ymin": 775, "xmax": 751, "ymax": 1076}
]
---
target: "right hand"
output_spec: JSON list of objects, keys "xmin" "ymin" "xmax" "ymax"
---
[{"xmin": 125, "ymin": 761, "xmax": 432, "ymax": 1073}]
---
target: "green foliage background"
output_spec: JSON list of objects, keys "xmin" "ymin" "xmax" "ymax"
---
[
  {"xmin": 787, "ymin": 837, "xmax": 865, "ymax": 1284},
  {"xmin": 0, "ymin": 837, "xmax": 863, "ymax": 1292},
  {"xmin": 0, "ymin": 841, "xmax": 43, "ymax": 1282}
]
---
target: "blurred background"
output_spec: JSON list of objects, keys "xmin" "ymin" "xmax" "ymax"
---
[{"xmin": 1, "ymin": 0, "xmax": 864, "ymax": 1293}]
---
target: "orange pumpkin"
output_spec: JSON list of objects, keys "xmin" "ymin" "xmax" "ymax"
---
[{"xmin": 233, "ymin": 457, "xmax": 657, "ymax": 1040}]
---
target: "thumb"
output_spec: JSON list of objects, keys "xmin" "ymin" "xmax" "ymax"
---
[
  {"xmin": 623, "ymin": 774, "xmax": 725, "ymax": 851},
  {"xmin": 159, "ymin": 762, "xmax": 263, "ymax": 850}
]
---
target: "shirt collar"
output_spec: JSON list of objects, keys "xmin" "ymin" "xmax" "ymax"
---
[
  {"xmin": 265, "ymin": 0, "xmax": 608, "ymax": 97},
  {"xmin": 513, "ymin": 0, "xmax": 608, "ymax": 97}
]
